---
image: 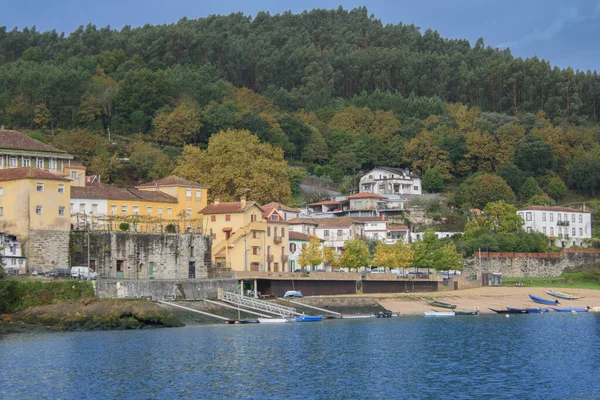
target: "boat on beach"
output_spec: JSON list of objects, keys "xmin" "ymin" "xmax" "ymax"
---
[
  {"xmin": 550, "ymin": 306, "xmax": 590, "ymax": 313},
  {"xmin": 489, "ymin": 308, "xmax": 527, "ymax": 314},
  {"xmin": 546, "ymin": 290, "xmax": 583, "ymax": 300},
  {"xmin": 424, "ymin": 299, "xmax": 457, "ymax": 309},
  {"xmin": 506, "ymin": 307, "xmax": 549, "ymax": 314},
  {"xmin": 424, "ymin": 310, "xmax": 455, "ymax": 317},
  {"xmin": 529, "ymin": 294, "xmax": 560, "ymax": 306},
  {"xmin": 454, "ymin": 310, "xmax": 480, "ymax": 315}
]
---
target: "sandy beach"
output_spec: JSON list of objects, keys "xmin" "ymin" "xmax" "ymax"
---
[{"xmin": 376, "ymin": 287, "xmax": 600, "ymax": 315}]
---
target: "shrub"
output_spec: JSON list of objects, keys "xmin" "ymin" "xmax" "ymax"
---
[{"xmin": 119, "ymin": 222, "xmax": 130, "ymax": 231}]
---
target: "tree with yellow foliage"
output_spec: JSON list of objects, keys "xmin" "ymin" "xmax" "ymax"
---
[
  {"xmin": 298, "ymin": 236, "xmax": 324, "ymax": 271},
  {"xmin": 174, "ymin": 129, "xmax": 291, "ymax": 204},
  {"xmin": 373, "ymin": 242, "xmax": 414, "ymax": 273}
]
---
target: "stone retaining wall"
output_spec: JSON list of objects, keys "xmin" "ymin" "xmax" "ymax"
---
[
  {"xmin": 25, "ymin": 230, "xmax": 70, "ymax": 273},
  {"xmin": 95, "ymin": 279, "xmax": 236, "ymax": 300}
]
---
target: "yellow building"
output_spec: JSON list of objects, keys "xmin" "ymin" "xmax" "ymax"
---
[
  {"xmin": 70, "ymin": 176, "xmax": 209, "ymax": 233},
  {"xmin": 0, "ymin": 168, "xmax": 71, "ymax": 272},
  {"xmin": 200, "ymin": 198, "xmax": 289, "ymax": 272}
]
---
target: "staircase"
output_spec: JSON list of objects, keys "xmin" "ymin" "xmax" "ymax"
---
[{"xmin": 220, "ymin": 291, "xmax": 300, "ymax": 317}]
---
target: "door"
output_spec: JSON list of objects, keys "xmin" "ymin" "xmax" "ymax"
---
[
  {"xmin": 250, "ymin": 262, "xmax": 259, "ymax": 271},
  {"xmin": 188, "ymin": 262, "xmax": 196, "ymax": 279},
  {"xmin": 148, "ymin": 262, "xmax": 154, "ymax": 277}
]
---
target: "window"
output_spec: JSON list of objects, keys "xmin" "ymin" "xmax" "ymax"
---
[
  {"xmin": 79, "ymin": 204, "xmax": 85, "ymax": 212},
  {"xmin": 572, "ymin": 214, "xmax": 576, "ymax": 222},
  {"xmin": 147, "ymin": 206, "xmax": 152, "ymax": 214},
  {"xmin": 557, "ymin": 213, "xmax": 561, "ymax": 221},
  {"xmin": 253, "ymin": 247, "xmax": 260, "ymax": 255},
  {"xmin": 572, "ymin": 228, "xmax": 576, "ymax": 236},
  {"xmin": 413, "ymin": 186, "xmax": 419, "ymax": 191},
  {"xmin": 550, "ymin": 227, "xmax": 554, "ymax": 235},
  {"xmin": 58, "ymin": 184, "xmax": 64, "ymax": 193},
  {"xmin": 267, "ymin": 227, "xmax": 271, "ymax": 237},
  {"xmin": 185, "ymin": 188, "xmax": 192, "ymax": 198},
  {"xmin": 282, "ymin": 228, "xmax": 285, "ymax": 237},
  {"xmin": 549, "ymin": 213, "xmax": 554, "ymax": 222},
  {"xmin": 91, "ymin": 204, "xmax": 98, "ymax": 213},
  {"xmin": 543, "ymin": 227, "xmax": 546, "ymax": 234},
  {"xmin": 186, "ymin": 208, "xmax": 192, "ymax": 216},
  {"xmin": 36, "ymin": 183, "xmax": 44, "ymax": 192},
  {"xmin": 270, "ymin": 214, "xmax": 279, "ymax": 221},
  {"xmin": 0, "ymin": 187, "xmax": 3, "ymax": 196},
  {"xmin": 158, "ymin": 206, "xmax": 163, "ymax": 215},
  {"xmin": 518, "ymin": 212, "xmax": 524, "ymax": 220},
  {"xmin": 251, "ymin": 214, "xmax": 256, "ymax": 222},
  {"xmin": 558, "ymin": 227, "xmax": 562, "ymax": 235},
  {"xmin": 252, "ymin": 231, "xmax": 257, "ymax": 239},
  {"xmin": 49, "ymin": 158, "xmax": 57, "ymax": 170},
  {"xmin": 121, "ymin": 205, "xmax": 127, "ymax": 214},
  {"xmin": 23, "ymin": 157, "xmax": 30, "ymax": 167},
  {"xmin": 211, "ymin": 215, "xmax": 216, "ymax": 222},
  {"xmin": 9, "ymin": 156, "xmax": 17, "ymax": 167},
  {"xmin": 527, "ymin": 227, "xmax": 531, "ymax": 233},
  {"xmin": 35, "ymin": 206, "xmax": 42, "ymax": 215},
  {"xmin": 337, "ymin": 230, "xmax": 343, "ymax": 237},
  {"xmin": 580, "ymin": 228, "xmax": 583, "ymax": 236},
  {"xmin": 526, "ymin": 212, "xmax": 532, "ymax": 221},
  {"xmin": 542, "ymin": 213, "xmax": 546, "ymax": 221},
  {"xmin": 225, "ymin": 214, "xmax": 231, "ymax": 221},
  {"xmin": 111, "ymin": 205, "xmax": 117, "ymax": 215},
  {"xmin": 196, "ymin": 189, "xmax": 201, "ymax": 198},
  {"xmin": 37, "ymin": 158, "xmax": 43, "ymax": 168},
  {"xmin": 70, "ymin": 203, "xmax": 74, "ymax": 212},
  {"xmin": 290, "ymin": 243, "xmax": 297, "ymax": 252},
  {"xmin": 132, "ymin": 205, "xmax": 139, "ymax": 215},
  {"xmin": 71, "ymin": 171, "xmax": 78, "ymax": 179},
  {"xmin": 58, "ymin": 206, "xmax": 65, "ymax": 216},
  {"xmin": 324, "ymin": 230, "xmax": 329, "ymax": 237},
  {"xmin": 564, "ymin": 213, "xmax": 567, "ymax": 221},
  {"xmin": 579, "ymin": 214, "xmax": 583, "ymax": 223},
  {"xmin": 167, "ymin": 208, "xmax": 172, "ymax": 216},
  {"xmin": 0, "ymin": 207, "xmax": 3, "ymax": 216}
]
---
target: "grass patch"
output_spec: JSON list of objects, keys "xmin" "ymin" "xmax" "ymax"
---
[
  {"xmin": 502, "ymin": 275, "xmax": 600, "ymax": 290},
  {"xmin": 0, "ymin": 279, "xmax": 95, "ymax": 313}
]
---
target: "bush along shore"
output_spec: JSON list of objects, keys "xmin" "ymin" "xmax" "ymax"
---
[{"xmin": 0, "ymin": 280, "xmax": 183, "ymax": 332}]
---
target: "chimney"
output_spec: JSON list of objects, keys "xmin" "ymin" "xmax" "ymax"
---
[
  {"xmin": 240, "ymin": 196, "xmax": 247, "ymax": 209},
  {"xmin": 214, "ymin": 198, "xmax": 220, "ymax": 205}
]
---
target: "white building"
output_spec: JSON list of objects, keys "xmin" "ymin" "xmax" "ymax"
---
[
  {"xmin": 288, "ymin": 231, "xmax": 324, "ymax": 272},
  {"xmin": 387, "ymin": 225, "xmax": 410, "ymax": 244},
  {"xmin": 0, "ymin": 233, "xmax": 26, "ymax": 274},
  {"xmin": 518, "ymin": 206, "xmax": 592, "ymax": 248},
  {"xmin": 351, "ymin": 217, "xmax": 387, "ymax": 242},
  {"xmin": 359, "ymin": 167, "xmax": 422, "ymax": 196}
]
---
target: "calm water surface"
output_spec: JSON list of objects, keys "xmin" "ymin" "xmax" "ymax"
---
[{"xmin": 1, "ymin": 313, "xmax": 600, "ymax": 399}]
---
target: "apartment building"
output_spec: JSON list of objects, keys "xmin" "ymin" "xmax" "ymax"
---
[{"xmin": 518, "ymin": 206, "xmax": 592, "ymax": 248}]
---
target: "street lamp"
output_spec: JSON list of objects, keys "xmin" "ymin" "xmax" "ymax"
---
[{"xmin": 87, "ymin": 212, "xmax": 92, "ymax": 271}]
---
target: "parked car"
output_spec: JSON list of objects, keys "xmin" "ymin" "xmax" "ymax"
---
[
  {"xmin": 70, "ymin": 266, "xmax": 97, "ymax": 280},
  {"xmin": 407, "ymin": 272, "xmax": 428, "ymax": 279},
  {"xmin": 54, "ymin": 268, "xmax": 71, "ymax": 278}
]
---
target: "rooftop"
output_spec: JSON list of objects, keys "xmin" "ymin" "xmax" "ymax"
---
[
  {"xmin": 0, "ymin": 167, "xmax": 69, "ymax": 182},
  {"xmin": 289, "ymin": 231, "xmax": 322, "ymax": 242},
  {"xmin": 0, "ymin": 130, "xmax": 67, "ymax": 154},
  {"xmin": 388, "ymin": 225, "xmax": 409, "ymax": 231},
  {"xmin": 199, "ymin": 201, "xmax": 262, "ymax": 215},
  {"xmin": 136, "ymin": 175, "xmax": 209, "ymax": 188},
  {"xmin": 71, "ymin": 182, "xmax": 177, "ymax": 202},
  {"xmin": 346, "ymin": 193, "xmax": 387, "ymax": 200},
  {"xmin": 518, "ymin": 205, "xmax": 587, "ymax": 213},
  {"xmin": 263, "ymin": 202, "xmax": 301, "ymax": 213},
  {"xmin": 307, "ymin": 200, "xmax": 342, "ymax": 207}
]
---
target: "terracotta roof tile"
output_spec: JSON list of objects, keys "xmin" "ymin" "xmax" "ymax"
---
[
  {"xmin": 0, "ymin": 167, "xmax": 69, "ymax": 182},
  {"xmin": 263, "ymin": 202, "xmax": 301, "ymax": 213},
  {"xmin": 0, "ymin": 130, "xmax": 67, "ymax": 154},
  {"xmin": 136, "ymin": 175, "xmax": 209, "ymax": 188},
  {"xmin": 350, "ymin": 216, "xmax": 386, "ymax": 222},
  {"xmin": 307, "ymin": 200, "xmax": 342, "ymax": 206},
  {"xmin": 199, "ymin": 201, "xmax": 263, "ymax": 214},
  {"xmin": 71, "ymin": 182, "xmax": 177, "ymax": 202},
  {"xmin": 519, "ymin": 206, "xmax": 586, "ymax": 213},
  {"xmin": 287, "ymin": 218, "xmax": 319, "ymax": 226},
  {"xmin": 315, "ymin": 217, "xmax": 359, "ymax": 228},
  {"xmin": 289, "ymin": 231, "xmax": 323, "ymax": 242},
  {"xmin": 388, "ymin": 225, "xmax": 409, "ymax": 231}
]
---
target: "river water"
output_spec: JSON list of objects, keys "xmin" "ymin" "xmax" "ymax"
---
[{"xmin": 1, "ymin": 313, "xmax": 599, "ymax": 400}]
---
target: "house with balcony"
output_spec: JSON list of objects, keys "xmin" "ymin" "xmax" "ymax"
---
[
  {"xmin": 293, "ymin": 217, "xmax": 365, "ymax": 254},
  {"xmin": 306, "ymin": 200, "xmax": 348, "ymax": 215},
  {"xmin": 387, "ymin": 225, "xmax": 410, "ymax": 244},
  {"xmin": 351, "ymin": 216, "xmax": 388, "ymax": 241},
  {"xmin": 518, "ymin": 206, "xmax": 592, "ymax": 248},
  {"xmin": 359, "ymin": 167, "xmax": 422, "ymax": 196},
  {"xmin": 287, "ymin": 218, "xmax": 319, "ymax": 236},
  {"xmin": 200, "ymin": 198, "xmax": 289, "ymax": 272}
]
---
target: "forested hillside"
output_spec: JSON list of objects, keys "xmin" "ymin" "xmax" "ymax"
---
[{"xmin": 1, "ymin": 6, "xmax": 600, "ymax": 204}]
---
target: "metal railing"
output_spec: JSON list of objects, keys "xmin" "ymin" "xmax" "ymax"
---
[
  {"xmin": 557, "ymin": 221, "xmax": 570, "ymax": 226},
  {"xmin": 267, "ymin": 254, "xmax": 274, "ymax": 262},
  {"xmin": 274, "ymin": 236, "xmax": 282, "ymax": 244},
  {"xmin": 221, "ymin": 291, "xmax": 298, "ymax": 317}
]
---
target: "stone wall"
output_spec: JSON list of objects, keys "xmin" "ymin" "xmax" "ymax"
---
[
  {"xmin": 94, "ymin": 278, "xmax": 236, "ymax": 300},
  {"xmin": 25, "ymin": 230, "xmax": 70, "ymax": 273},
  {"xmin": 71, "ymin": 232, "xmax": 216, "ymax": 280},
  {"xmin": 464, "ymin": 250, "xmax": 600, "ymax": 277}
]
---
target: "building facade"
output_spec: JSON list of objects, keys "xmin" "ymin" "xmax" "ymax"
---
[
  {"xmin": 518, "ymin": 206, "xmax": 592, "ymax": 248},
  {"xmin": 359, "ymin": 167, "xmax": 422, "ymax": 196}
]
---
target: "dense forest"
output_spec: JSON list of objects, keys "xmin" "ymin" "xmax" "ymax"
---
[{"xmin": 2, "ymin": 6, "xmax": 600, "ymax": 205}]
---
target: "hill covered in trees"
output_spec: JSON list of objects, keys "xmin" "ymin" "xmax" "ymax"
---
[{"xmin": 1, "ymin": 6, "xmax": 600, "ymax": 205}]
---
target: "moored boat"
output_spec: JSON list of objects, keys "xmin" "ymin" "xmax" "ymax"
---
[
  {"xmin": 295, "ymin": 315, "xmax": 323, "ymax": 322},
  {"xmin": 546, "ymin": 290, "xmax": 583, "ymax": 300},
  {"xmin": 424, "ymin": 310, "xmax": 455, "ymax": 317},
  {"xmin": 550, "ymin": 306, "xmax": 590, "ymax": 313},
  {"xmin": 374, "ymin": 311, "xmax": 395, "ymax": 318},
  {"xmin": 425, "ymin": 299, "xmax": 457, "ymax": 309},
  {"xmin": 258, "ymin": 318, "xmax": 290, "ymax": 323},
  {"xmin": 589, "ymin": 306, "xmax": 600, "ymax": 313},
  {"xmin": 236, "ymin": 319, "xmax": 260, "ymax": 324},
  {"xmin": 489, "ymin": 308, "xmax": 527, "ymax": 314},
  {"xmin": 529, "ymin": 294, "xmax": 560, "ymax": 306},
  {"xmin": 454, "ymin": 310, "xmax": 479, "ymax": 315}
]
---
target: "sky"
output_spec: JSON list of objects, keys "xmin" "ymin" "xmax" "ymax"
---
[{"xmin": 3, "ymin": 0, "xmax": 600, "ymax": 72}]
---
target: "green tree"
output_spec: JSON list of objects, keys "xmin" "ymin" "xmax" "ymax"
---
[
  {"xmin": 412, "ymin": 230, "xmax": 441, "ymax": 271},
  {"xmin": 174, "ymin": 129, "xmax": 291, "ymax": 204},
  {"xmin": 298, "ymin": 236, "xmax": 324, "ymax": 270},
  {"xmin": 465, "ymin": 201, "xmax": 523, "ymax": 234},
  {"xmin": 339, "ymin": 239, "xmax": 371, "ymax": 271},
  {"xmin": 432, "ymin": 243, "xmax": 463, "ymax": 273},
  {"xmin": 518, "ymin": 177, "xmax": 543, "ymax": 201},
  {"xmin": 373, "ymin": 242, "xmax": 414, "ymax": 272},
  {"xmin": 152, "ymin": 102, "xmax": 203, "ymax": 146},
  {"xmin": 454, "ymin": 173, "xmax": 515, "ymax": 209},
  {"xmin": 422, "ymin": 166, "xmax": 445, "ymax": 193},
  {"xmin": 545, "ymin": 176, "xmax": 567, "ymax": 203}
]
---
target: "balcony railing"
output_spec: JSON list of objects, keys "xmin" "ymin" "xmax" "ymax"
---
[
  {"xmin": 274, "ymin": 236, "xmax": 282, "ymax": 244},
  {"xmin": 281, "ymin": 255, "xmax": 289, "ymax": 263},
  {"xmin": 267, "ymin": 254, "xmax": 274, "ymax": 262},
  {"xmin": 557, "ymin": 221, "xmax": 570, "ymax": 226}
]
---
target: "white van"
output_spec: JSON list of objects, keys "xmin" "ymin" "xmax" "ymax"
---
[{"xmin": 70, "ymin": 266, "xmax": 97, "ymax": 280}]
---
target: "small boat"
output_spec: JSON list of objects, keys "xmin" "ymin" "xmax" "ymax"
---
[
  {"xmin": 454, "ymin": 310, "xmax": 479, "ymax": 316},
  {"xmin": 236, "ymin": 319, "xmax": 260, "ymax": 324},
  {"xmin": 374, "ymin": 311, "xmax": 395, "ymax": 318},
  {"xmin": 489, "ymin": 308, "xmax": 527, "ymax": 314},
  {"xmin": 546, "ymin": 290, "xmax": 583, "ymax": 300},
  {"xmin": 325, "ymin": 314, "xmax": 343, "ymax": 319},
  {"xmin": 283, "ymin": 290, "xmax": 303, "ymax": 298},
  {"xmin": 425, "ymin": 299, "xmax": 457, "ymax": 309},
  {"xmin": 295, "ymin": 315, "xmax": 323, "ymax": 322},
  {"xmin": 257, "ymin": 318, "xmax": 290, "ymax": 324},
  {"xmin": 424, "ymin": 310, "xmax": 455, "ymax": 317},
  {"xmin": 528, "ymin": 294, "xmax": 560, "ymax": 306},
  {"xmin": 588, "ymin": 307, "xmax": 600, "ymax": 313},
  {"xmin": 342, "ymin": 314, "xmax": 373, "ymax": 319},
  {"xmin": 550, "ymin": 307, "xmax": 590, "ymax": 313},
  {"xmin": 506, "ymin": 307, "xmax": 548, "ymax": 313}
]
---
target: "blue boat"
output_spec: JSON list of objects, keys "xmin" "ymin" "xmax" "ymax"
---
[
  {"xmin": 550, "ymin": 307, "xmax": 590, "ymax": 313},
  {"xmin": 296, "ymin": 315, "xmax": 323, "ymax": 322},
  {"xmin": 529, "ymin": 294, "xmax": 560, "ymax": 306},
  {"xmin": 506, "ymin": 307, "xmax": 549, "ymax": 313}
]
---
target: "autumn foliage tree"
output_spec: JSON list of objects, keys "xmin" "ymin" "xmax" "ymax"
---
[
  {"xmin": 298, "ymin": 236, "xmax": 324, "ymax": 270},
  {"xmin": 174, "ymin": 129, "xmax": 291, "ymax": 204}
]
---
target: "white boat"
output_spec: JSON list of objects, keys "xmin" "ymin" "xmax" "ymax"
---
[
  {"xmin": 424, "ymin": 311, "xmax": 455, "ymax": 317},
  {"xmin": 258, "ymin": 318, "xmax": 291, "ymax": 323}
]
